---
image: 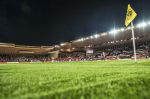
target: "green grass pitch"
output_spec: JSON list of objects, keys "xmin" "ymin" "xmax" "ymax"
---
[{"xmin": 0, "ymin": 60, "xmax": 150, "ymax": 99}]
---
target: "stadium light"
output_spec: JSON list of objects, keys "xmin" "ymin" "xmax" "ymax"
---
[
  {"xmin": 109, "ymin": 29, "xmax": 118, "ymax": 35},
  {"xmin": 85, "ymin": 37, "xmax": 89, "ymax": 40},
  {"xmin": 76, "ymin": 38, "xmax": 84, "ymax": 42},
  {"xmin": 72, "ymin": 20, "xmax": 150, "ymax": 45},
  {"xmin": 127, "ymin": 26, "xmax": 131, "ymax": 30},
  {"xmin": 77, "ymin": 39, "xmax": 81, "ymax": 42},
  {"xmin": 81, "ymin": 38, "xmax": 84, "ymax": 41},
  {"xmin": 94, "ymin": 34, "xmax": 100, "ymax": 38},
  {"xmin": 90, "ymin": 36, "xmax": 94, "ymax": 39},
  {"xmin": 60, "ymin": 43, "xmax": 65, "ymax": 46},
  {"xmin": 120, "ymin": 28, "xmax": 125, "ymax": 32},
  {"xmin": 101, "ymin": 33, "xmax": 107, "ymax": 36},
  {"xmin": 137, "ymin": 22, "xmax": 147, "ymax": 28}
]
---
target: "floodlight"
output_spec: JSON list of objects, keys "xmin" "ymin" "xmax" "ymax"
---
[
  {"xmin": 79, "ymin": 39, "xmax": 81, "ymax": 41},
  {"xmin": 101, "ymin": 33, "xmax": 107, "ymax": 36},
  {"xmin": 85, "ymin": 37, "xmax": 89, "ymax": 40},
  {"xmin": 81, "ymin": 38, "xmax": 84, "ymax": 41},
  {"xmin": 94, "ymin": 34, "xmax": 100, "ymax": 38},
  {"xmin": 90, "ymin": 36, "xmax": 94, "ymax": 39},
  {"xmin": 109, "ymin": 29, "xmax": 118, "ymax": 34},
  {"xmin": 60, "ymin": 43, "xmax": 65, "ymax": 46},
  {"xmin": 127, "ymin": 26, "xmax": 131, "ymax": 30},
  {"xmin": 137, "ymin": 22, "xmax": 147, "ymax": 28},
  {"xmin": 120, "ymin": 28, "xmax": 125, "ymax": 32},
  {"xmin": 76, "ymin": 38, "xmax": 84, "ymax": 42}
]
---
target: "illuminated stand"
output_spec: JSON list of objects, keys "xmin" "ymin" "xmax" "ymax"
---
[{"xmin": 60, "ymin": 21, "xmax": 150, "ymax": 61}]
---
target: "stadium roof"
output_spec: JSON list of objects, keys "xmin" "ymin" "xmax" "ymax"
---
[
  {"xmin": 58, "ymin": 22, "xmax": 150, "ymax": 52},
  {"xmin": 0, "ymin": 43, "xmax": 54, "ymax": 55}
]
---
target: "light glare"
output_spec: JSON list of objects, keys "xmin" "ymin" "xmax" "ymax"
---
[
  {"xmin": 94, "ymin": 34, "xmax": 99, "ymax": 38},
  {"xmin": 109, "ymin": 29, "xmax": 118, "ymax": 34},
  {"xmin": 137, "ymin": 22, "xmax": 147, "ymax": 28},
  {"xmin": 120, "ymin": 28, "xmax": 125, "ymax": 32},
  {"xmin": 85, "ymin": 37, "xmax": 89, "ymax": 40},
  {"xmin": 101, "ymin": 33, "xmax": 107, "ymax": 36},
  {"xmin": 90, "ymin": 36, "xmax": 94, "ymax": 39},
  {"xmin": 60, "ymin": 43, "xmax": 65, "ymax": 46},
  {"xmin": 127, "ymin": 26, "xmax": 131, "ymax": 30}
]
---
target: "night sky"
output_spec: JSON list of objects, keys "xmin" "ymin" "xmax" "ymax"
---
[{"xmin": 0, "ymin": 0, "xmax": 150, "ymax": 46}]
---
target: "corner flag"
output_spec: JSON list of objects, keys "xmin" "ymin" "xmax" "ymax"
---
[
  {"xmin": 125, "ymin": 4, "xmax": 137, "ymax": 62},
  {"xmin": 125, "ymin": 4, "xmax": 137, "ymax": 27}
]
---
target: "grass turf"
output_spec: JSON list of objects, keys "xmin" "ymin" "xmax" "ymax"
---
[{"xmin": 0, "ymin": 60, "xmax": 150, "ymax": 99}]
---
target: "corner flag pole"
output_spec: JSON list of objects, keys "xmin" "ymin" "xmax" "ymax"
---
[
  {"xmin": 131, "ymin": 22, "xmax": 137, "ymax": 62},
  {"xmin": 125, "ymin": 4, "xmax": 137, "ymax": 62}
]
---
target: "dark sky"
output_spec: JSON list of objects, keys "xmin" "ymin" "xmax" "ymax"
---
[{"xmin": 0, "ymin": 0, "xmax": 150, "ymax": 46}]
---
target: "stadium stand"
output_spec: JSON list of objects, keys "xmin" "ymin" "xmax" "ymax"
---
[
  {"xmin": 0, "ymin": 43, "xmax": 53, "ymax": 62},
  {"xmin": 0, "ymin": 23, "xmax": 150, "ymax": 62},
  {"xmin": 57, "ymin": 25, "xmax": 150, "ymax": 61}
]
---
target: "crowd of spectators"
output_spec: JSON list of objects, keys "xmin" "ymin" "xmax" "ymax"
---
[
  {"xmin": 57, "ymin": 44, "xmax": 150, "ymax": 62},
  {"xmin": 0, "ymin": 44, "xmax": 150, "ymax": 63},
  {"xmin": 0, "ymin": 55, "xmax": 51, "ymax": 62}
]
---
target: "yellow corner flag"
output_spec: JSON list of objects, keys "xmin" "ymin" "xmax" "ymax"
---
[{"xmin": 125, "ymin": 4, "xmax": 137, "ymax": 27}]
